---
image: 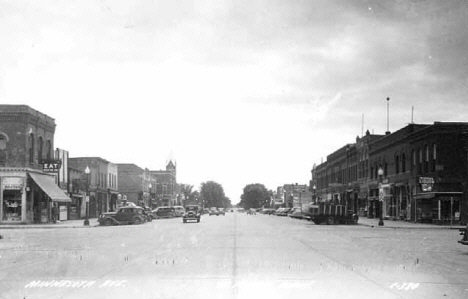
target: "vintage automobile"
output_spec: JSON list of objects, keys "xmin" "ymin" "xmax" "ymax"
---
[
  {"xmin": 246, "ymin": 208, "xmax": 256, "ymax": 215},
  {"xmin": 218, "ymin": 208, "xmax": 226, "ymax": 216},
  {"xmin": 153, "ymin": 207, "xmax": 176, "ymax": 219},
  {"xmin": 459, "ymin": 224, "xmax": 468, "ymax": 246},
  {"xmin": 98, "ymin": 206, "xmax": 146, "ymax": 226},
  {"xmin": 183, "ymin": 205, "xmax": 201, "ymax": 223},
  {"xmin": 173, "ymin": 206, "xmax": 185, "ymax": 217},
  {"xmin": 142, "ymin": 207, "xmax": 154, "ymax": 222},
  {"xmin": 209, "ymin": 208, "xmax": 220, "ymax": 216}
]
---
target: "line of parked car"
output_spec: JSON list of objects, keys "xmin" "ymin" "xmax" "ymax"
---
[{"xmin": 238, "ymin": 207, "xmax": 311, "ymax": 220}]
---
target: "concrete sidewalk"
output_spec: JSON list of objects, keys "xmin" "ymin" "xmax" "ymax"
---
[
  {"xmin": 0, "ymin": 219, "xmax": 100, "ymax": 229},
  {"xmin": 358, "ymin": 217, "xmax": 465, "ymax": 229}
]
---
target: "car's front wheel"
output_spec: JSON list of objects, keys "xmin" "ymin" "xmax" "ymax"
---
[
  {"xmin": 133, "ymin": 217, "xmax": 142, "ymax": 225},
  {"xmin": 104, "ymin": 218, "xmax": 113, "ymax": 226}
]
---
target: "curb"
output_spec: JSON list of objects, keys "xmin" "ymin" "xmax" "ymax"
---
[
  {"xmin": 358, "ymin": 222, "xmax": 464, "ymax": 230},
  {"xmin": 0, "ymin": 224, "xmax": 99, "ymax": 229}
]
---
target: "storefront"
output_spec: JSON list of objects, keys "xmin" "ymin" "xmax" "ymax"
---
[
  {"xmin": 413, "ymin": 192, "xmax": 462, "ymax": 224},
  {"xmin": 1, "ymin": 169, "xmax": 71, "ymax": 224}
]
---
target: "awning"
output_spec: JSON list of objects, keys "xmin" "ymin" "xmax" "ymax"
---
[
  {"xmin": 28, "ymin": 173, "xmax": 72, "ymax": 203},
  {"xmin": 414, "ymin": 192, "xmax": 463, "ymax": 200}
]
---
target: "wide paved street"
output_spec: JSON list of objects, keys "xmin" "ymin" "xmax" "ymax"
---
[{"xmin": 1, "ymin": 212, "xmax": 468, "ymax": 299}]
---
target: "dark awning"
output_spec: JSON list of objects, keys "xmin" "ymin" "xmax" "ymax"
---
[
  {"xmin": 28, "ymin": 173, "xmax": 71, "ymax": 203},
  {"xmin": 414, "ymin": 192, "xmax": 463, "ymax": 200}
]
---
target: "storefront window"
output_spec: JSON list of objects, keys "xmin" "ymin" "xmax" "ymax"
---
[{"xmin": 3, "ymin": 190, "xmax": 22, "ymax": 221}]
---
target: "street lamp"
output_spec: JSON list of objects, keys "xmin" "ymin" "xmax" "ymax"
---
[
  {"xmin": 378, "ymin": 167, "xmax": 384, "ymax": 226},
  {"xmin": 148, "ymin": 183, "xmax": 152, "ymax": 208},
  {"xmin": 84, "ymin": 166, "xmax": 90, "ymax": 226},
  {"xmin": 313, "ymin": 185, "xmax": 316, "ymax": 204}
]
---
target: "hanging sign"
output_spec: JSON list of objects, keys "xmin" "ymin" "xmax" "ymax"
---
[
  {"xmin": 419, "ymin": 177, "xmax": 434, "ymax": 192},
  {"xmin": 42, "ymin": 160, "xmax": 62, "ymax": 173}
]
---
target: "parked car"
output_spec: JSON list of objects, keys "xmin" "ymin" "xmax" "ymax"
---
[
  {"xmin": 275, "ymin": 208, "xmax": 291, "ymax": 216},
  {"xmin": 173, "ymin": 206, "xmax": 185, "ymax": 217},
  {"xmin": 289, "ymin": 208, "xmax": 306, "ymax": 219},
  {"xmin": 218, "ymin": 208, "xmax": 226, "ymax": 216},
  {"xmin": 98, "ymin": 206, "xmax": 146, "ymax": 226},
  {"xmin": 183, "ymin": 205, "xmax": 201, "ymax": 223},
  {"xmin": 153, "ymin": 206, "xmax": 176, "ymax": 219},
  {"xmin": 247, "ymin": 209, "xmax": 256, "ymax": 215},
  {"xmin": 209, "ymin": 208, "xmax": 220, "ymax": 216},
  {"xmin": 142, "ymin": 207, "xmax": 154, "ymax": 222},
  {"xmin": 260, "ymin": 208, "xmax": 276, "ymax": 215}
]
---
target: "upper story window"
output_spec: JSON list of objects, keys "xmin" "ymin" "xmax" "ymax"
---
[
  {"xmin": 424, "ymin": 145, "xmax": 429, "ymax": 173},
  {"xmin": 418, "ymin": 148, "xmax": 423, "ymax": 174},
  {"xmin": 29, "ymin": 133, "xmax": 35, "ymax": 164},
  {"xmin": 395, "ymin": 155, "xmax": 400, "ymax": 174},
  {"xmin": 46, "ymin": 140, "xmax": 52, "ymax": 160},
  {"xmin": 402, "ymin": 153, "xmax": 406, "ymax": 173},
  {"xmin": 432, "ymin": 143, "xmax": 437, "ymax": 172},
  {"xmin": 0, "ymin": 134, "xmax": 7, "ymax": 150},
  {"xmin": 38, "ymin": 137, "xmax": 43, "ymax": 163}
]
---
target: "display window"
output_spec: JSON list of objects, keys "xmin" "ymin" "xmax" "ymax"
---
[{"xmin": 2, "ymin": 190, "xmax": 22, "ymax": 221}]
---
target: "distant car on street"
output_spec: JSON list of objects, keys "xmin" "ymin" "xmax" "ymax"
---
[
  {"xmin": 218, "ymin": 208, "xmax": 226, "ymax": 216},
  {"xmin": 209, "ymin": 208, "xmax": 220, "ymax": 216},
  {"xmin": 247, "ymin": 209, "xmax": 256, "ymax": 215},
  {"xmin": 98, "ymin": 206, "xmax": 146, "ymax": 226},
  {"xmin": 275, "ymin": 208, "xmax": 291, "ymax": 216},
  {"xmin": 142, "ymin": 207, "xmax": 154, "ymax": 222},
  {"xmin": 183, "ymin": 205, "xmax": 201, "ymax": 223},
  {"xmin": 153, "ymin": 207, "xmax": 176, "ymax": 219},
  {"xmin": 173, "ymin": 206, "xmax": 185, "ymax": 217}
]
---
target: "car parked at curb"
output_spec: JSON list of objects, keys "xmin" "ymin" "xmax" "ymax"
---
[
  {"xmin": 209, "ymin": 208, "xmax": 220, "ymax": 216},
  {"xmin": 173, "ymin": 206, "xmax": 185, "ymax": 217},
  {"xmin": 98, "ymin": 206, "xmax": 146, "ymax": 226},
  {"xmin": 153, "ymin": 207, "xmax": 176, "ymax": 219}
]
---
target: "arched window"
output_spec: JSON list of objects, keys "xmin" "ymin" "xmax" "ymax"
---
[
  {"xmin": 38, "ymin": 137, "xmax": 43, "ymax": 164},
  {"xmin": 402, "ymin": 153, "xmax": 406, "ymax": 173},
  {"xmin": 424, "ymin": 145, "xmax": 429, "ymax": 173},
  {"xmin": 395, "ymin": 155, "xmax": 400, "ymax": 174},
  {"xmin": 0, "ymin": 133, "xmax": 8, "ymax": 167},
  {"xmin": 46, "ymin": 140, "xmax": 52, "ymax": 160},
  {"xmin": 384, "ymin": 161, "xmax": 388, "ymax": 176},
  {"xmin": 29, "ymin": 133, "xmax": 35, "ymax": 164}
]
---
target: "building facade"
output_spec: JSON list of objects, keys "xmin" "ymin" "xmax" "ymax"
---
[
  {"xmin": 69, "ymin": 157, "xmax": 118, "ymax": 218},
  {"xmin": 312, "ymin": 122, "xmax": 468, "ymax": 225},
  {"xmin": 117, "ymin": 164, "xmax": 155, "ymax": 208},
  {"xmin": 0, "ymin": 105, "xmax": 71, "ymax": 224},
  {"xmin": 151, "ymin": 160, "xmax": 177, "ymax": 207}
]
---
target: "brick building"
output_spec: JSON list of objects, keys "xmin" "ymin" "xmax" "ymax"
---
[
  {"xmin": 151, "ymin": 160, "xmax": 177, "ymax": 207},
  {"xmin": 311, "ymin": 122, "xmax": 468, "ymax": 225},
  {"xmin": 0, "ymin": 105, "xmax": 71, "ymax": 224},
  {"xmin": 117, "ymin": 164, "xmax": 155, "ymax": 208},
  {"xmin": 69, "ymin": 157, "xmax": 119, "ymax": 218}
]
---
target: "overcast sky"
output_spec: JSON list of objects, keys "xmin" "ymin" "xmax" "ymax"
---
[{"xmin": 1, "ymin": 0, "xmax": 468, "ymax": 203}]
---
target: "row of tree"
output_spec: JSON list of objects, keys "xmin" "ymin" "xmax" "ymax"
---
[
  {"xmin": 179, "ymin": 181, "xmax": 232, "ymax": 208},
  {"xmin": 179, "ymin": 181, "xmax": 273, "ymax": 209}
]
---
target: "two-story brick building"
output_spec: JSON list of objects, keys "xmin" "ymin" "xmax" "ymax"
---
[
  {"xmin": 0, "ymin": 105, "xmax": 71, "ymax": 224},
  {"xmin": 151, "ymin": 160, "xmax": 177, "ymax": 207},
  {"xmin": 312, "ymin": 122, "xmax": 468, "ymax": 225},
  {"xmin": 69, "ymin": 157, "xmax": 119, "ymax": 218},
  {"xmin": 117, "ymin": 164, "xmax": 155, "ymax": 208}
]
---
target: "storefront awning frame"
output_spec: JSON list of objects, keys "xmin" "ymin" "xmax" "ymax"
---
[{"xmin": 28, "ymin": 173, "xmax": 72, "ymax": 203}]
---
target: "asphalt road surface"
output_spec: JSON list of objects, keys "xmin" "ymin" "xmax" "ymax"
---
[{"xmin": 1, "ymin": 212, "xmax": 468, "ymax": 299}]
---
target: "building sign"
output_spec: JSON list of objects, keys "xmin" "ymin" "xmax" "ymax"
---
[
  {"xmin": 419, "ymin": 177, "xmax": 434, "ymax": 192},
  {"xmin": 42, "ymin": 160, "xmax": 62, "ymax": 173},
  {"xmin": 2, "ymin": 177, "xmax": 25, "ymax": 190}
]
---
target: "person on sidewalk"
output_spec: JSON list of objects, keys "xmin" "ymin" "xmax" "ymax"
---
[{"xmin": 51, "ymin": 204, "xmax": 58, "ymax": 224}]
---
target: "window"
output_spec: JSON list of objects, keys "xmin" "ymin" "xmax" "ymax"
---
[
  {"xmin": 29, "ymin": 133, "xmax": 35, "ymax": 164},
  {"xmin": 432, "ymin": 143, "xmax": 437, "ymax": 172},
  {"xmin": 46, "ymin": 140, "xmax": 52, "ymax": 160},
  {"xmin": 38, "ymin": 137, "xmax": 43, "ymax": 163},
  {"xmin": 0, "ymin": 134, "xmax": 7, "ymax": 166},
  {"xmin": 424, "ymin": 145, "xmax": 429, "ymax": 173},
  {"xmin": 402, "ymin": 153, "xmax": 406, "ymax": 173},
  {"xmin": 384, "ymin": 161, "xmax": 388, "ymax": 176},
  {"xmin": 418, "ymin": 148, "xmax": 422, "ymax": 174},
  {"xmin": 395, "ymin": 155, "xmax": 400, "ymax": 174},
  {"xmin": 0, "ymin": 134, "xmax": 7, "ymax": 150}
]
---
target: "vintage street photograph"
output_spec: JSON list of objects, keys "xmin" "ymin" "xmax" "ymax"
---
[{"xmin": 1, "ymin": 1, "xmax": 468, "ymax": 298}]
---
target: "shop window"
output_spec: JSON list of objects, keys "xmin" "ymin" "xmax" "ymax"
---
[{"xmin": 2, "ymin": 190, "xmax": 22, "ymax": 221}]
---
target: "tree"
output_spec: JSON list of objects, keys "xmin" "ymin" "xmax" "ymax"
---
[
  {"xmin": 179, "ymin": 184, "xmax": 200, "ymax": 205},
  {"xmin": 239, "ymin": 184, "xmax": 271, "ymax": 209},
  {"xmin": 199, "ymin": 181, "xmax": 231, "ymax": 208}
]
